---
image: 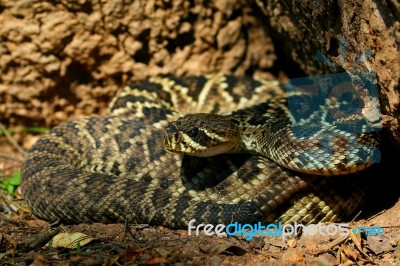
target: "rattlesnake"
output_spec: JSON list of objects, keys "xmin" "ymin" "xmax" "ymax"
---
[{"xmin": 20, "ymin": 75, "xmax": 380, "ymax": 228}]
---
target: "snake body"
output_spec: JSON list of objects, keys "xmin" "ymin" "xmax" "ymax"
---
[{"xmin": 20, "ymin": 75, "xmax": 379, "ymax": 228}]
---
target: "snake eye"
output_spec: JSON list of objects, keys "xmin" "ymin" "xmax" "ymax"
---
[{"xmin": 187, "ymin": 128, "xmax": 199, "ymax": 138}]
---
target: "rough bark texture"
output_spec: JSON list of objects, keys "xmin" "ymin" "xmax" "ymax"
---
[
  {"xmin": 0, "ymin": 0, "xmax": 275, "ymax": 126},
  {"xmin": 256, "ymin": 0, "xmax": 400, "ymax": 143},
  {"xmin": 0, "ymin": 0, "xmax": 399, "ymax": 144}
]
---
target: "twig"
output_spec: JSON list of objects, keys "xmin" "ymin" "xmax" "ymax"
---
[
  {"xmin": 17, "ymin": 228, "xmax": 61, "ymax": 253},
  {"xmin": 0, "ymin": 194, "xmax": 19, "ymax": 213},
  {"xmin": 0, "ymin": 154, "xmax": 24, "ymax": 162},
  {"xmin": 0, "ymin": 215, "xmax": 25, "ymax": 226},
  {"xmin": 0, "ymin": 122, "xmax": 26, "ymax": 157},
  {"xmin": 366, "ymin": 209, "xmax": 387, "ymax": 221},
  {"xmin": 315, "ymin": 235, "xmax": 349, "ymax": 255},
  {"xmin": 0, "ymin": 164, "xmax": 23, "ymax": 173},
  {"xmin": 124, "ymin": 220, "xmax": 137, "ymax": 241},
  {"xmin": 350, "ymin": 210, "xmax": 362, "ymax": 222},
  {"xmin": 124, "ymin": 217, "xmax": 148, "ymax": 244}
]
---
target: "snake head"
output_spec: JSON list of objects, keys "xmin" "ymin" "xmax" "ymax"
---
[{"xmin": 163, "ymin": 113, "xmax": 240, "ymax": 157}]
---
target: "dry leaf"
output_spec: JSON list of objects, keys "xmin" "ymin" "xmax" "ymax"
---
[
  {"xmin": 349, "ymin": 228, "xmax": 372, "ymax": 259},
  {"xmin": 50, "ymin": 232, "xmax": 95, "ymax": 249},
  {"xmin": 367, "ymin": 234, "xmax": 393, "ymax": 255},
  {"xmin": 287, "ymin": 239, "xmax": 297, "ymax": 248},
  {"xmin": 146, "ymin": 257, "xmax": 169, "ymax": 264},
  {"xmin": 25, "ymin": 219, "xmax": 50, "ymax": 228},
  {"xmin": 115, "ymin": 246, "xmax": 151, "ymax": 264},
  {"xmin": 349, "ymin": 229, "xmax": 362, "ymax": 252},
  {"xmin": 30, "ymin": 253, "xmax": 47, "ymax": 266},
  {"xmin": 4, "ymin": 235, "xmax": 17, "ymax": 253},
  {"xmin": 340, "ymin": 244, "xmax": 359, "ymax": 261}
]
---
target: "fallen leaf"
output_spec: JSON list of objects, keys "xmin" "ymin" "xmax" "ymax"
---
[
  {"xmin": 50, "ymin": 232, "xmax": 96, "ymax": 249},
  {"xmin": 349, "ymin": 232, "xmax": 369, "ymax": 260},
  {"xmin": 367, "ymin": 234, "xmax": 393, "ymax": 255},
  {"xmin": 4, "ymin": 235, "xmax": 17, "ymax": 253},
  {"xmin": 25, "ymin": 219, "xmax": 50, "ymax": 228},
  {"xmin": 146, "ymin": 257, "xmax": 169, "ymax": 264},
  {"xmin": 340, "ymin": 244, "xmax": 359, "ymax": 262},
  {"xmin": 287, "ymin": 239, "xmax": 297, "ymax": 248},
  {"xmin": 30, "ymin": 253, "xmax": 47, "ymax": 266},
  {"xmin": 349, "ymin": 229, "xmax": 363, "ymax": 252},
  {"xmin": 128, "ymin": 246, "xmax": 151, "ymax": 254},
  {"xmin": 22, "ymin": 135, "xmax": 41, "ymax": 150},
  {"xmin": 115, "ymin": 246, "xmax": 151, "ymax": 264},
  {"xmin": 177, "ymin": 229, "xmax": 188, "ymax": 236}
]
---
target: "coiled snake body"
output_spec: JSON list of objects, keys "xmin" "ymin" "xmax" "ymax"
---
[{"xmin": 20, "ymin": 75, "xmax": 379, "ymax": 228}]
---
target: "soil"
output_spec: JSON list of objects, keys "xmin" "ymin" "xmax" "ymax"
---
[{"xmin": 0, "ymin": 0, "xmax": 399, "ymax": 265}]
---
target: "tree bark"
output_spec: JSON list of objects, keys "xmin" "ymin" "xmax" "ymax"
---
[{"xmin": 256, "ymin": 0, "xmax": 400, "ymax": 143}]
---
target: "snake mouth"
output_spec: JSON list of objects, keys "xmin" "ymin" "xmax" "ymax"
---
[
  {"xmin": 163, "ymin": 113, "xmax": 241, "ymax": 157},
  {"xmin": 163, "ymin": 131, "xmax": 237, "ymax": 157}
]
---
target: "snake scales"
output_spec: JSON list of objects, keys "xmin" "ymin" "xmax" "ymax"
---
[{"xmin": 20, "ymin": 75, "xmax": 380, "ymax": 228}]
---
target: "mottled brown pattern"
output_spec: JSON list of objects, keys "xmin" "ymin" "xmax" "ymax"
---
[{"xmin": 21, "ymin": 76, "xmax": 373, "ymax": 228}]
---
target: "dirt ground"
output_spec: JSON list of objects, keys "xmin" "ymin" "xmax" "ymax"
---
[{"xmin": 0, "ymin": 0, "xmax": 399, "ymax": 265}]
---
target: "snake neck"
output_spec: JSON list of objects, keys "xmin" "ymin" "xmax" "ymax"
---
[
  {"xmin": 231, "ymin": 109, "xmax": 380, "ymax": 176},
  {"xmin": 231, "ymin": 122, "xmax": 265, "ymax": 156},
  {"xmin": 229, "ymin": 102, "xmax": 285, "ymax": 158}
]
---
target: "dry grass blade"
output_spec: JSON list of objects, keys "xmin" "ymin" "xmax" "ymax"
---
[
  {"xmin": 0, "ymin": 154, "xmax": 24, "ymax": 163},
  {"xmin": 0, "ymin": 122, "xmax": 26, "ymax": 157}
]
